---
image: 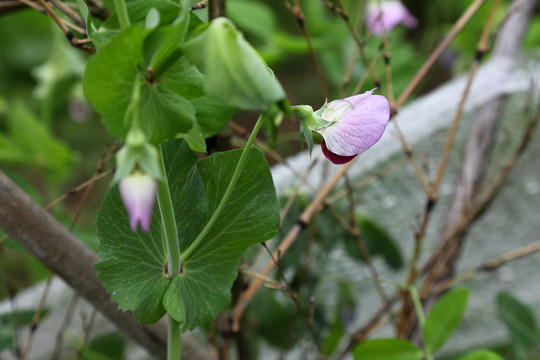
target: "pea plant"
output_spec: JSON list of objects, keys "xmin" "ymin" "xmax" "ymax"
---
[
  {"xmin": 81, "ymin": 0, "xmax": 393, "ymax": 358},
  {"xmin": 1, "ymin": 0, "xmax": 538, "ymax": 359}
]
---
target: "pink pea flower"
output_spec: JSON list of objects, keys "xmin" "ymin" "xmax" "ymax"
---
[
  {"xmin": 316, "ymin": 90, "xmax": 390, "ymax": 164},
  {"xmin": 366, "ymin": 0, "xmax": 418, "ymax": 36},
  {"xmin": 118, "ymin": 171, "xmax": 157, "ymax": 232}
]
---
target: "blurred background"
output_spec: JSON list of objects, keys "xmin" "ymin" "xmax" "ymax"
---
[{"xmin": 1, "ymin": 0, "xmax": 540, "ymax": 359}]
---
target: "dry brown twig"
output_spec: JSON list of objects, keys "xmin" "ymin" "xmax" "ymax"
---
[{"xmin": 284, "ymin": 0, "xmax": 328, "ymax": 100}]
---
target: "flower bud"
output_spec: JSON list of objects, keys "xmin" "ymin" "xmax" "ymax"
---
[
  {"xmin": 313, "ymin": 89, "xmax": 390, "ymax": 164},
  {"xmin": 181, "ymin": 17, "xmax": 285, "ymax": 111},
  {"xmin": 366, "ymin": 0, "xmax": 418, "ymax": 36},
  {"xmin": 118, "ymin": 171, "xmax": 157, "ymax": 232}
]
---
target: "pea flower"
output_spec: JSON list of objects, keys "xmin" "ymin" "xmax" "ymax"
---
[
  {"xmin": 316, "ymin": 90, "xmax": 390, "ymax": 164},
  {"xmin": 366, "ymin": 0, "xmax": 418, "ymax": 36},
  {"xmin": 118, "ymin": 171, "xmax": 157, "ymax": 232}
]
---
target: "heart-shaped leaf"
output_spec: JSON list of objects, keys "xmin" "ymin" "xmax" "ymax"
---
[{"xmin": 96, "ymin": 139, "xmax": 280, "ymax": 329}]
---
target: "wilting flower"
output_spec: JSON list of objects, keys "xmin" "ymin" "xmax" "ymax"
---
[
  {"xmin": 366, "ymin": 0, "xmax": 418, "ymax": 36},
  {"xmin": 315, "ymin": 90, "xmax": 390, "ymax": 164},
  {"xmin": 118, "ymin": 171, "xmax": 157, "ymax": 232}
]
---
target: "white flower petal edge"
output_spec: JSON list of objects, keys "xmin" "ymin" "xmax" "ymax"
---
[
  {"xmin": 318, "ymin": 90, "xmax": 390, "ymax": 157},
  {"xmin": 119, "ymin": 171, "xmax": 157, "ymax": 232}
]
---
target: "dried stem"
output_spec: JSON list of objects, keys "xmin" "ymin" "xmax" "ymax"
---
[
  {"xmin": 261, "ymin": 243, "xmax": 326, "ymax": 359},
  {"xmin": 395, "ymin": 0, "xmax": 487, "ymax": 109},
  {"xmin": 231, "ymin": 158, "xmax": 358, "ymax": 331},
  {"xmin": 285, "ymin": 0, "xmax": 328, "ymax": 100}
]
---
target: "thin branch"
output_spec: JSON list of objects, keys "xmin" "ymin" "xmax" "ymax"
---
[
  {"xmin": 395, "ymin": 0, "xmax": 487, "ymax": 109},
  {"xmin": 50, "ymin": 0, "xmax": 85, "ymax": 28},
  {"xmin": 18, "ymin": 0, "xmax": 95, "ymax": 54},
  {"xmin": 343, "ymin": 175, "xmax": 393, "ymax": 312},
  {"xmin": 231, "ymin": 158, "xmax": 358, "ymax": 331},
  {"xmin": 285, "ymin": 0, "xmax": 328, "ymax": 100},
  {"xmin": 261, "ymin": 243, "xmax": 326, "ymax": 359}
]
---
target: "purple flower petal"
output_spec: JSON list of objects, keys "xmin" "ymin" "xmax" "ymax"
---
[
  {"xmin": 366, "ymin": 1, "xmax": 418, "ymax": 36},
  {"xmin": 119, "ymin": 172, "xmax": 157, "ymax": 232},
  {"xmin": 321, "ymin": 141, "xmax": 358, "ymax": 164},
  {"xmin": 317, "ymin": 90, "xmax": 390, "ymax": 157}
]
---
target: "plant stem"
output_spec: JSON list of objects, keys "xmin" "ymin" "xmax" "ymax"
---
[
  {"xmin": 157, "ymin": 151, "xmax": 181, "ymax": 277},
  {"xmin": 114, "ymin": 0, "xmax": 130, "ymax": 28},
  {"xmin": 168, "ymin": 315, "xmax": 182, "ymax": 360},
  {"xmin": 182, "ymin": 115, "xmax": 264, "ymax": 262},
  {"xmin": 407, "ymin": 286, "xmax": 433, "ymax": 360},
  {"xmin": 156, "ymin": 149, "xmax": 182, "ymax": 359}
]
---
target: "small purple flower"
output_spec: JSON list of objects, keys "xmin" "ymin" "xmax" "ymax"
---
[
  {"xmin": 118, "ymin": 171, "xmax": 157, "ymax": 232},
  {"xmin": 316, "ymin": 90, "xmax": 390, "ymax": 164},
  {"xmin": 366, "ymin": 0, "xmax": 418, "ymax": 36}
]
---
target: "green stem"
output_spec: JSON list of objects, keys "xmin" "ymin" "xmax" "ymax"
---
[
  {"xmin": 157, "ymin": 150, "xmax": 182, "ymax": 359},
  {"xmin": 407, "ymin": 286, "xmax": 433, "ymax": 360},
  {"xmin": 156, "ymin": 152, "xmax": 181, "ymax": 277},
  {"xmin": 114, "ymin": 0, "xmax": 130, "ymax": 28},
  {"xmin": 182, "ymin": 115, "xmax": 264, "ymax": 262},
  {"xmin": 167, "ymin": 315, "xmax": 182, "ymax": 360}
]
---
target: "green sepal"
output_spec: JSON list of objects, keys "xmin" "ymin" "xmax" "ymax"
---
[
  {"xmin": 180, "ymin": 120, "xmax": 206, "ymax": 153},
  {"xmin": 113, "ymin": 142, "xmax": 161, "ymax": 183},
  {"xmin": 293, "ymin": 104, "xmax": 330, "ymax": 155},
  {"xmin": 181, "ymin": 17, "xmax": 285, "ymax": 111}
]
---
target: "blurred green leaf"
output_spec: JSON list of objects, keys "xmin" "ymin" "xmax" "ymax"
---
[
  {"xmin": 496, "ymin": 291, "xmax": 539, "ymax": 357},
  {"xmin": 353, "ymin": 338, "xmax": 424, "ymax": 360},
  {"xmin": 344, "ymin": 214, "xmax": 403, "ymax": 270},
  {"xmin": 0, "ymin": 309, "xmax": 49, "ymax": 352},
  {"xmin": 87, "ymin": 332, "xmax": 125, "ymax": 360},
  {"xmin": 251, "ymin": 291, "xmax": 299, "ymax": 350},
  {"xmin": 323, "ymin": 311, "xmax": 345, "ymax": 356},
  {"xmin": 228, "ymin": 0, "xmax": 277, "ymax": 42},
  {"xmin": 423, "ymin": 287, "xmax": 470, "ymax": 353},
  {"xmin": 0, "ymin": 103, "xmax": 74, "ymax": 180},
  {"xmin": 456, "ymin": 350, "xmax": 505, "ymax": 360},
  {"xmin": 32, "ymin": 29, "xmax": 85, "ymax": 124}
]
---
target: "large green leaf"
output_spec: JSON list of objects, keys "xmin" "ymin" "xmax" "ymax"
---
[
  {"xmin": 95, "ymin": 186, "xmax": 169, "ymax": 324},
  {"xmin": 423, "ymin": 287, "xmax": 470, "ymax": 353},
  {"xmin": 96, "ymin": 139, "xmax": 280, "ymax": 328},
  {"xmin": 353, "ymin": 339, "xmax": 424, "ymax": 360},
  {"xmin": 83, "ymin": 26, "xmax": 148, "ymax": 138},
  {"xmin": 160, "ymin": 57, "xmax": 205, "ymax": 99},
  {"xmin": 84, "ymin": 26, "xmax": 195, "ymax": 143},
  {"xmin": 163, "ymin": 144, "xmax": 280, "ymax": 329},
  {"xmin": 138, "ymin": 82, "xmax": 195, "ymax": 142}
]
